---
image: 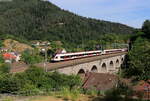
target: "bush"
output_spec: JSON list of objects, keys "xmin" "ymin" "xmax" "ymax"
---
[
  {"xmin": 0, "ymin": 63, "xmax": 11, "ymax": 73},
  {"xmin": 24, "ymin": 66, "xmax": 46, "ymax": 86},
  {"xmin": 70, "ymin": 89, "xmax": 80, "ymax": 101},
  {"xmin": 0, "ymin": 74, "xmax": 21, "ymax": 93},
  {"xmin": 19, "ymin": 83, "xmax": 41, "ymax": 96},
  {"xmin": 0, "ymin": 55, "xmax": 4, "ymax": 63},
  {"xmin": 22, "ymin": 50, "xmax": 43, "ymax": 64},
  {"xmin": 49, "ymin": 72, "xmax": 82, "ymax": 90},
  {"xmin": 0, "ymin": 66, "xmax": 82, "ymax": 96},
  {"xmin": 104, "ymin": 88, "xmax": 122, "ymax": 101},
  {"xmin": 60, "ymin": 87, "xmax": 70, "ymax": 100},
  {"xmin": 83, "ymin": 88, "xmax": 99, "ymax": 97},
  {"xmin": 59, "ymin": 87, "xmax": 80, "ymax": 101}
]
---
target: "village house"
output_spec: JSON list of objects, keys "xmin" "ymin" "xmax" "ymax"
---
[
  {"xmin": 133, "ymin": 80, "xmax": 150, "ymax": 100},
  {"xmin": 0, "ymin": 47, "xmax": 9, "ymax": 53},
  {"xmin": 2, "ymin": 52, "xmax": 21, "ymax": 63},
  {"xmin": 31, "ymin": 41, "xmax": 50, "ymax": 47},
  {"xmin": 55, "ymin": 49, "xmax": 67, "ymax": 54}
]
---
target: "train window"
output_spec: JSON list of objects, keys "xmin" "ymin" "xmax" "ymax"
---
[
  {"xmin": 55, "ymin": 56, "xmax": 58, "ymax": 59},
  {"xmin": 70, "ymin": 55, "xmax": 74, "ymax": 57},
  {"xmin": 62, "ymin": 56, "xmax": 70, "ymax": 58},
  {"xmin": 60, "ymin": 56, "xmax": 64, "ymax": 58}
]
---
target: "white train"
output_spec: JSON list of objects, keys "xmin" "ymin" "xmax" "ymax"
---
[
  {"xmin": 102, "ymin": 48, "xmax": 127, "ymax": 54},
  {"xmin": 51, "ymin": 48, "xmax": 127, "ymax": 62}
]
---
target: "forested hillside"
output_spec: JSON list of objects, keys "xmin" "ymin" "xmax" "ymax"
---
[
  {"xmin": 0, "ymin": 0, "xmax": 134, "ymax": 45},
  {"xmin": 123, "ymin": 20, "xmax": 150, "ymax": 80}
]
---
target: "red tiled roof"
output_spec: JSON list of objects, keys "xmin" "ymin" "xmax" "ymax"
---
[{"xmin": 3, "ymin": 53, "xmax": 16, "ymax": 59}]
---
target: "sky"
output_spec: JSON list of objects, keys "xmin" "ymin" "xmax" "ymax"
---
[{"xmin": 49, "ymin": 0, "xmax": 150, "ymax": 28}]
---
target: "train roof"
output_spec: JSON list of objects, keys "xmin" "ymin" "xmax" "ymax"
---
[{"xmin": 55, "ymin": 50, "xmax": 102, "ymax": 56}]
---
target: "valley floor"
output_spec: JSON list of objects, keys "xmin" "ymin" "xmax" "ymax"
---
[{"xmin": 0, "ymin": 94, "xmax": 95, "ymax": 101}]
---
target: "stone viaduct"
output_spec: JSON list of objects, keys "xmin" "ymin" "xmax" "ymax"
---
[
  {"xmin": 50, "ymin": 52, "xmax": 126, "ymax": 75},
  {"xmin": 11, "ymin": 52, "xmax": 127, "ymax": 74}
]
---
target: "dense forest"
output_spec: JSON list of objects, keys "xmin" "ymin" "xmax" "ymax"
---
[
  {"xmin": 122, "ymin": 20, "xmax": 150, "ymax": 80},
  {"xmin": 0, "ymin": 0, "xmax": 134, "ymax": 48}
]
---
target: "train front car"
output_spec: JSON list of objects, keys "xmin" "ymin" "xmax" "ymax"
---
[
  {"xmin": 51, "ymin": 54, "xmax": 63, "ymax": 62},
  {"xmin": 51, "ymin": 50, "xmax": 102, "ymax": 62}
]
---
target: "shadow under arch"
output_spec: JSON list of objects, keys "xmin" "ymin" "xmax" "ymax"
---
[
  {"xmin": 116, "ymin": 59, "xmax": 119, "ymax": 65},
  {"xmin": 78, "ymin": 69, "xmax": 85, "ymax": 75},
  {"xmin": 91, "ymin": 65, "xmax": 98, "ymax": 72},
  {"xmin": 101, "ymin": 63, "xmax": 107, "ymax": 72},
  {"xmin": 121, "ymin": 58, "xmax": 124, "ymax": 62},
  {"xmin": 77, "ymin": 69, "xmax": 86, "ymax": 79},
  {"xmin": 110, "ymin": 61, "xmax": 114, "ymax": 68}
]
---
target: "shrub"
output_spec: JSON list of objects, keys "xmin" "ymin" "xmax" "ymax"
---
[
  {"xmin": 70, "ymin": 89, "xmax": 80, "ymax": 101},
  {"xmin": 104, "ymin": 88, "xmax": 122, "ymax": 101},
  {"xmin": 60, "ymin": 87, "xmax": 71, "ymax": 100},
  {"xmin": 0, "ymin": 66, "xmax": 82, "ymax": 96},
  {"xmin": 24, "ymin": 66, "xmax": 46, "ymax": 86},
  {"xmin": 84, "ymin": 89, "xmax": 99, "ymax": 97},
  {"xmin": 59, "ymin": 87, "xmax": 80, "ymax": 101},
  {"xmin": 0, "ymin": 55, "xmax": 4, "ymax": 63},
  {"xmin": 0, "ymin": 63, "xmax": 11, "ymax": 73},
  {"xmin": 0, "ymin": 74, "xmax": 21, "ymax": 93},
  {"xmin": 19, "ymin": 83, "xmax": 41, "ymax": 96},
  {"xmin": 22, "ymin": 50, "xmax": 43, "ymax": 64},
  {"xmin": 49, "ymin": 72, "xmax": 82, "ymax": 90}
]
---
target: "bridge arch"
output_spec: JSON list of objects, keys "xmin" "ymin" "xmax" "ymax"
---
[
  {"xmin": 101, "ymin": 63, "xmax": 107, "ymax": 72},
  {"xmin": 116, "ymin": 59, "xmax": 119, "ymax": 65},
  {"xmin": 110, "ymin": 61, "xmax": 114, "ymax": 68},
  {"xmin": 121, "ymin": 58, "xmax": 124, "ymax": 62},
  {"xmin": 77, "ymin": 69, "xmax": 86, "ymax": 79},
  {"xmin": 78, "ymin": 69, "xmax": 85, "ymax": 74},
  {"xmin": 91, "ymin": 65, "xmax": 98, "ymax": 72}
]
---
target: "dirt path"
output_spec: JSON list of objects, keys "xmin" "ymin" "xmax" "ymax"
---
[
  {"xmin": 30, "ymin": 95, "xmax": 92, "ymax": 101},
  {"xmin": 0, "ymin": 95, "xmax": 93, "ymax": 101}
]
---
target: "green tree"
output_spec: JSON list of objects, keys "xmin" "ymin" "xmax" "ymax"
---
[
  {"xmin": 0, "ymin": 55, "xmax": 4, "ymax": 63},
  {"xmin": 142, "ymin": 20, "xmax": 150, "ymax": 38},
  {"xmin": 0, "ymin": 74, "xmax": 21, "ymax": 93},
  {"xmin": 0, "ymin": 63, "xmax": 10, "ymax": 73},
  {"xmin": 0, "ymin": 66, "xmax": 82, "ymax": 95},
  {"xmin": 22, "ymin": 50, "xmax": 43, "ymax": 64},
  {"xmin": 24, "ymin": 66, "xmax": 46, "ymax": 87},
  {"xmin": 0, "ymin": 0, "xmax": 133, "ymax": 46},
  {"xmin": 124, "ymin": 37, "xmax": 150, "ymax": 80},
  {"xmin": 0, "ymin": 40, "xmax": 3, "ymax": 47}
]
